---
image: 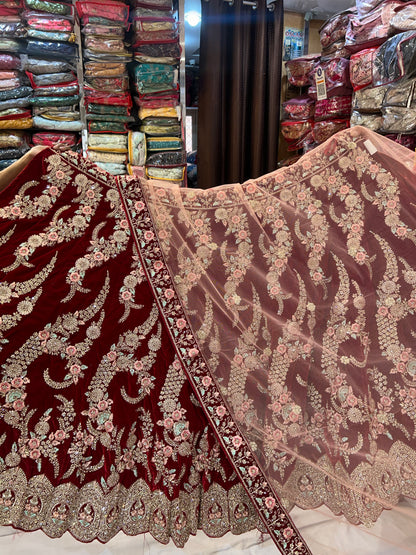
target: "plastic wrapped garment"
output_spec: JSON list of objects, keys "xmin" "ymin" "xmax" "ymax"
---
[
  {"xmin": 133, "ymin": 17, "xmax": 176, "ymax": 34},
  {"xmin": 128, "ymin": 130, "xmax": 146, "ymax": 165},
  {"xmin": 321, "ymin": 40, "xmax": 350, "ymax": 59},
  {"xmin": 83, "ymin": 61, "xmax": 126, "ymax": 77},
  {"xmin": 133, "ymin": 6, "xmax": 173, "ymax": 17},
  {"xmin": 26, "ymin": 40, "xmax": 77, "ymax": 59},
  {"xmin": 127, "ymin": 163, "xmax": 145, "ymax": 176},
  {"xmin": 134, "ymin": 54, "xmax": 178, "ymax": 65},
  {"xmin": 30, "ymin": 95, "xmax": 80, "ymax": 107},
  {"xmin": 133, "ymin": 29, "xmax": 178, "ymax": 42},
  {"xmin": 280, "ymin": 119, "xmax": 313, "ymax": 143},
  {"xmin": 350, "ymin": 110, "xmax": 383, "ymax": 130},
  {"xmin": 83, "ymin": 36, "xmax": 128, "ymax": 55},
  {"xmin": 349, "ymin": 48, "xmax": 377, "ymax": 91},
  {"xmin": 385, "ymin": 132, "xmax": 416, "ymax": 149},
  {"xmin": 0, "ymin": 109, "xmax": 31, "ymax": 123},
  {"xmin": 32, "ymin": 106, "xmax": 80, "ymax": 120},
  {"xmin": 145, "ymin": 149, "xmax": 186, "ymax": 166},
  {"xmin": 134, "ymin": 0, "xmax": 173, "ymax": 7},
  {"xmin": 308, "ymin": 57, "xmax": 352, "ymax": 100},
  {"xmin": 85, "ymin": 75, "xmax": 129, "ymax": 93},
  {"xmin": 352, "ymin": 85, "xmax": 388, "ymax": 112},
  {"xmin": 27, "ymin": 29, "xmax": 75, "ymax": 42},
  {"xmin": 87, "ymin": 103, "xmax": 129, "ymax": 116},
  {"xmin": 76, "ymin": 0, "xmax": 129, "ymax": 23},
  {"xmin": 93, "ymin": 160, "xmax": 126, "ymax": 174},
  {"xmin": 85, "ymin": 114, "xmax": 134, "ymax": 123},
  {"xmin": 139, "ymin": 119, "xmax": 181, "ymax": 136},
  {"xmin": 319, "ymin": 10, "xmax": 355, "ymax": 49},
  {"xmin": 0, "ymin": 145, "xmax": 29, "ymax": 159},
  {"xmin": 82, "ymin": 23, "xmax": 125, "ymax": 36},
  {"xmin": 84, "ymin": 90, "xmax": 131, "ymax": 107},
  {"xmin": 0, "ymin": 96, "xmax": 32, "ymax": 110},
  {"xmin": 138, "ymin": 105, "xmax": 179, "ymax": 120},
  {"xmin": 0, "ymin": 70, "xmax": 19, "ymax": 80},
  {"xmin": 83, "ymin": 48, "xmax": 132, "ymax": 62},
  {"xmin": 134, "ymin": 63, "xmax": 178, "ymax": 94},
  {"xmin": 0, "ymin": 53, "xmax": 20, "ymax": 70},
  {"xmin": 31, "ymin": 131, "xmax": 78, "ymax": 149},
  {"xmin": 88, "ymin": 121, "xmax": 127, "ymax": 133},
  {"xmin": 345, "ymin": 1, "xmax": 403, "ymax": 53},
  {"xmin": 0, "ymin": 85, "xmax": 31, "ymax": 101},
  {"xmin": 23, "ymin": 12, "xmax": 74, "ymax": 31},
  {"xmin": 285, "ymin": 55, "xmax": 320, "ymax": 87},
  {"xmin": 314, "ymin": 95, "xmax": 352, "ymax": 121},
  {"xmin": 0, "ymin": 157, "xmax": 18, "ymax": 169},
  {"xmin": 24, "ymin": 0, "xmax": 74, "ymax": 16},
  {"xmin": 145, "ymin": 165, "xmax": 185, "ymax": 181},
  {"xmin": 0, "ymin": 77, "xmax": 20, "ymax": 90},
  {"xmin": 383, "ymin": 78, "xmax": 416, "ymax": 107},
  {"xmin": 32, "ymin": 116, "xmax": 83, "ymax": 130},
  {"xmin": 33, "ymin": 83, "xmax": 78, "ymax": 97},
  {"xmin": 87, "ymin": 132, "xmax": 128, "ymax": 151},
  {"xmin": 0, "ymin": 117, "xmax": 32, "ymax": 129},
  {"xmin": 373, "ymin": 31, "xmax": 416, "ymax": 86},
  {"xmin": 381, "ymin": 105, "xmax": 416, "ymax": 132},
  {"xmin": 27, "ymin": 71, "xmax": 76, "ymax": 87},
  {"xmin": 20, "ymin": 56, "xmax": 74, "ymax": 75},
  {"xmin": 135, "ymin": 91, "xmax": 179, "ymax": 109},
  {"xmin": 356, "ymin": 0, "xmax": 390, "ymax": 18},
  {"xmin": 392, "ymin": 3, "xmax": 416, "ymax": 31},
  {"xmin": 0, "ymin": 38, "xmax": 22, "ymax": 51},
  {"xmin": 0, "ymin": 132, "xmax": 28, "ymax": 148},
  {"xmin": 146, "ymin": 135, "xmax": 182, "ymax": 150},
  {"xmin": 0, "ymin": 21, "xmax": 26, "ymax": 36},
  {"xmin": 87, "ymin": 150, "xmax": 127, "ymax": 164}
]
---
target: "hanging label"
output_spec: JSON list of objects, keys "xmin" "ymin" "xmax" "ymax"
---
[{"xmin": 315, "ymin": 67, "xmax": 327, "ymax": 101}]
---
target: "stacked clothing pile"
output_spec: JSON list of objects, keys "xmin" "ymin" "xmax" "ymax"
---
[
  {"xmin": 348, "ymin": 0, "xmax": 416, "ymax": 148},
  {"xmin": 21, "ymin": 0, "xmax": 81, "ymax": 152},
  {"xmin": 130, "ymin": 0, "xmax": 185, "ymax": 183},
  {"xmin": 77, "ymin": 0, "xmax": 132, "ymax": 175},
  {"xmin": 0, "ymin": 0, "xmax": 32, "ymax": 167},
  {"xmin": 282, "ymin": 47, "xmax": 353, "ymax": 153}
]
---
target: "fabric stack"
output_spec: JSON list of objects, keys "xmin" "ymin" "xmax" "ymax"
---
[
  {"xmin": 76, "ymin": 0, "xmax": 132, "ymax": 175},
  {"xmin": 20, "ymin": 0, "xmax": 81, "ymax": 152},
  {"xmin": 130, "ymin": 0, "xmax": 185, "ymax": 183},
  {"xmin": 348, "ymin": 0, "xmax": 416, "ymax": 148},
  {"xmin": 281, "ymin": 9, "xmax": 355, "ymax": 155},
  {"xmin": 0, "ymin": 0, "xmax": 32, "ymax": 168}
]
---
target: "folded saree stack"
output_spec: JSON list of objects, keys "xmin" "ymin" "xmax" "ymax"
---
[
  {"xmin": 77, "ymin": 0, "xmax": 132, "ymax": 175},
  {"xmin": 20, "ymin": 0, "xmax": 81, "ymax": 150},
  {"xmin": 0, "ymin": 0, "xmax": 32, "ymax": 168},
  {"xmin": 130, "ymin": 0, "xmax": 185, "ymax": 183}
]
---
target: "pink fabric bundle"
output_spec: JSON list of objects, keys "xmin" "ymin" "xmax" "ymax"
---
[
  {"xmin": 349, "ymin": 47, "xmax": 378, "ymax": 90},
  {"xmin": 314, "ymin": 95, "xmax": 352, "ymax": 121},
  {"xmin": 285, "ymin": 55, "xmax": 320, "ymax": 87}
]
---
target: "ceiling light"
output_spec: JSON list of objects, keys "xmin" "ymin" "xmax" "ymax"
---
[{"xmin": 185, "ymin": 10, "xmax": 201, "ymax": 26}]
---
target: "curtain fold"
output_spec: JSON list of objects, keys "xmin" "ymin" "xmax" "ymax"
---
[{"xmin": 198, "ymin": 0, "xmax": 283, "ymax": 189}]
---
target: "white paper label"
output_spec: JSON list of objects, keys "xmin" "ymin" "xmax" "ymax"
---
[
  {"xmin": 315, "ymin": 67, "xmax": 327, "ymax": 101},
  {"xmin": 364, "ymin": 139, "xmax": 377, "ymax": 155}
]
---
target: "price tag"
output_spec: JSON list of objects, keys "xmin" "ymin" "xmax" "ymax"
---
[{"xmin": 315, "ymin": 67, "xmax": 327, "ymax": 101}]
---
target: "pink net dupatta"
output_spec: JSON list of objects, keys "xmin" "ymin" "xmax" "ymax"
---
[{"xmin": 125, "ymin": 127, "xmax": 416, "ymax": 554}]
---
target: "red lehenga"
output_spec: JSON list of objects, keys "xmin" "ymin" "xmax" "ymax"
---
[{"xmin": 1, "ymin": 127, "xmax": 416, "ymax": 554}]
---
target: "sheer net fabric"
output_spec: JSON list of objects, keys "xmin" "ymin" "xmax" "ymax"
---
[{"xmin": 137, "ymin": 127, "xmax": 416, "ymax": 553}]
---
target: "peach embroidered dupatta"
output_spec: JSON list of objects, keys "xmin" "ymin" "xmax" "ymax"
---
[{"xmin": 129, "ymin": 127, "xmax": 416, "ymax": 554}]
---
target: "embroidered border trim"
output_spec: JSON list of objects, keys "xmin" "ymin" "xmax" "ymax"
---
[{"xmin": 117, "ymin": 178, "xmax": 312, "ymax": 555}]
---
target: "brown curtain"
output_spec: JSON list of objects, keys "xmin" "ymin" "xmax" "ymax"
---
[{"xmin": 197, "ymin": 0, "xmax": 284, "ymax": 189}]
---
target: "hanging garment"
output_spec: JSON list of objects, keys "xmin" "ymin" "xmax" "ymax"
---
[{"xmin": 1, "ymin": 127, "xmax": 416, "ymax": 555}]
